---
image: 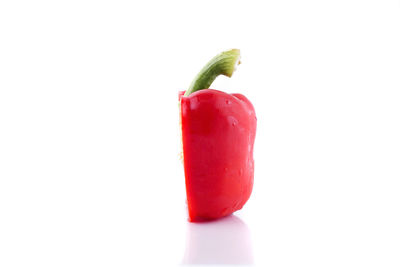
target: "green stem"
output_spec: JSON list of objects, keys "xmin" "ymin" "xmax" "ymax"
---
[{"xmin": 184, "ymin": 49, "xmax": 241, "ymax": 97}]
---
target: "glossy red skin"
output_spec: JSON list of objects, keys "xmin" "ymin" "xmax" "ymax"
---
[{"xmin": 180, "ymin": 89, "xmax": 257, "ymax": 222}]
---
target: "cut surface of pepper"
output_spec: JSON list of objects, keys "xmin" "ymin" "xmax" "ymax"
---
[{"xmin": 180, "ymin": 49, "xmax": 256, "ymax": 222}]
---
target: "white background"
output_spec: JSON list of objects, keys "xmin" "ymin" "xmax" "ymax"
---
[{"xmin": 1, "ymin": 0, "xmax": 400, "ymax": 266}]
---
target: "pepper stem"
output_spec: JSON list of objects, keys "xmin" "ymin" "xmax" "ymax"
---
[{"xmin": 184, "ymin": 49, "xmax": 241, "ymax": 97}]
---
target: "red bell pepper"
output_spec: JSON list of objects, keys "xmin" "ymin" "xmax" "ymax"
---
[{"xmin": 180, "ymin": 49, "xmax": 256, "ymax": 222}]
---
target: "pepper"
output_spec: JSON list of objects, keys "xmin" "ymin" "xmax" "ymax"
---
[{"xmin": 180, "ymin": 49, "xmax": 256, "ymax": 222}]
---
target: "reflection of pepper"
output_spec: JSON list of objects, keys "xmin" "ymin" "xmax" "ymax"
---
[{"xmin": 180, "ymin": 49, "xmax": 257, "ymax": 222}]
